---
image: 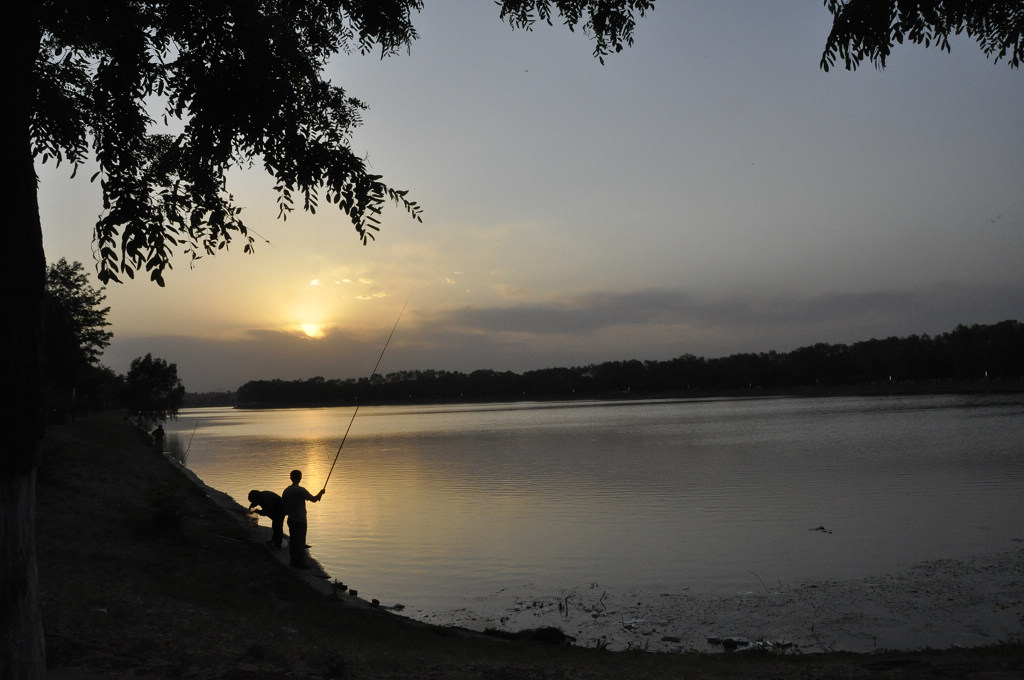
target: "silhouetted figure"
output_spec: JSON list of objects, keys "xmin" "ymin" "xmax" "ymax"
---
[
  {"xmin": 151, "ymin": 424, "xmax": 165, "ymax": 452},
  {"xmin": 281, "ymin": 469, "xmax": 324, "ymax": 569},
  {"xmin": 247, "ymin": 490, "xmax": 285, "ymax": 549}
]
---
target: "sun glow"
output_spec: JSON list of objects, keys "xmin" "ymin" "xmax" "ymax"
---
[{"xmin": 299, "ymin": 323, "xmax": 325, "ymax": 338}]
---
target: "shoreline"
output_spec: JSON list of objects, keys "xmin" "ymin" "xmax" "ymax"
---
[
  {"xmin": 173, "ymin": 419, "xmax": 1024, "ymax": 656},
  {"xmin": 411, "ymin": 546, "xmax": 1024, "ymax": 654},
  {"xmin": 36, "ymin": 412, "xmax": 1024, "ymax": 678},
  {"xmin": 202, "ymin": 382, "xmax": 1024, "ymax": 410},
  {"xmin": 167, "ymin": 456, "xmax": 344, "ymax": 597}
]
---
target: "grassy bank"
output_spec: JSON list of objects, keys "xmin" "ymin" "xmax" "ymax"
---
[{"xmin": 36, "ymin": 412, "xmax": 1024, "ymax": 678}]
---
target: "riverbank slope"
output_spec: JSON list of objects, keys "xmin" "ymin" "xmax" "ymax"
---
[{"xmin": 37, "ymin": 412, "xmax": 1024, "ymax": 678}]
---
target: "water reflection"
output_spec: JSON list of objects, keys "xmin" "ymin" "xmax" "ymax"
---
[{"xmin": 166, "ymin": 394, "xmax": 1024, "ymax": 613}]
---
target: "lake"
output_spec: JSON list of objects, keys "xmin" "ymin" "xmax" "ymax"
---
[{"xmin": 164, "ymin": 393, "xmax": 1024, "ymax": 641}]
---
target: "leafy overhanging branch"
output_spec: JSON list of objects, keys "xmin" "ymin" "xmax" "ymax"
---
[
  {"xmin": 821, "ymin": 0, "xmax": 1024, "ymax": 71},
  {"xmin": 32, "ymin": 1, "xmax": 653, "ymax": 287},
  {"xmin": 33, "ymin": 0, "xmax": 429, "ymax": 287},
  {"xmin": 498, "ymin": 0, "xmax": 654, "ymax": 63}
]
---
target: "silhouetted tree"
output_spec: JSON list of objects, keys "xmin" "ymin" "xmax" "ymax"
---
[
  {"xmin": 42, "ymin": 258, "xmax": 113, "ymax": 422},
  {"xmin": 77, "ymin": 365, "xmax": 126, "ymax": 413},
  {"xmin": 123, "ymin": 353, "xmax": 186, "ymax": 424}
]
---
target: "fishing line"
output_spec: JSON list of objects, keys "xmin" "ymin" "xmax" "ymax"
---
[
  {"xmin": 322, "ymin": 295, "xmax": 410, "ymax": 489},
  {"xmin": 182, "ymin": 418, "xmax": 199, "ymax": 465}
]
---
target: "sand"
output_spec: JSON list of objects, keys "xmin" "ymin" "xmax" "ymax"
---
[{"xmin": 411, "ymin": 547, "xmax": 1024, "ymax": 653}]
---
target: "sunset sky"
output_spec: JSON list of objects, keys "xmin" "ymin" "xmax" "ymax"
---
[{"xmin": 38, "ymin": 3, "xmax": 1023, "ymax": 393}]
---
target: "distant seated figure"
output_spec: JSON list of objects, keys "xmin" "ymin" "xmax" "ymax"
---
[
  {"xmin": 151, "ymin": 425, "xmax": 165, "ymax": 451},
  {"xmin": 247, "ymin": 489, "xmax": 285, "ymax": 549}
]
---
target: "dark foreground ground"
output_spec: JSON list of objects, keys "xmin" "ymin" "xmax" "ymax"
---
[{"xmin": 37, "ymin": 413, "xmax": 1024, "ymax": 679}]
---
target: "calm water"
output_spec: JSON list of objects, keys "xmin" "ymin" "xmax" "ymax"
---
[{"xmin": 165, "ymin": 394, "xmax": 1024, "ymax": 616}]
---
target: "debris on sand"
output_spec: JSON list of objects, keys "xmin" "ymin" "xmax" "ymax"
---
[
  {"xmin": 706, "ymin": 636, "xmax": 794, "ymax": 652},
  {"xmin": 483, "ymin": 627, "xmax": 577, "ymax": 645}
]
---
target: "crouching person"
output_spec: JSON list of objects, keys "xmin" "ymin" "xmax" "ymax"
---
[{"xmin": 247, "ymin": 489, "xmax": 285, "ymax": 549}]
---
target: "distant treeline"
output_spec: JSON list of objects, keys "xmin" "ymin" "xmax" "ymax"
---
[
  {"xmin": 232, "ymin": 320, "xmax": 1024, "ymax": 408},
  {"xmin": 181, "ymin": 391, "xmax": 238, "ymax": 408}
]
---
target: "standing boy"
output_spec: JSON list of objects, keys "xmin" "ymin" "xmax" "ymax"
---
[{"xmin": 281, "ymin": 469, "xmax": 324, "ymax": 569}]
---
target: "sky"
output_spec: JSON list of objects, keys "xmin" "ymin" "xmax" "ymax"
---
[{"xmin": 37, "ymin": 2, "xmax": 1024, "ymax": 393}]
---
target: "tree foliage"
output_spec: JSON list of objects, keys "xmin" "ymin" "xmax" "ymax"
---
[
  {"xmin": 44, "ymin": 258, "xmax": 112, "ymax": 365},
  {"xmin": 821, "ymin": 0, "xmax": 1024, "ymax": 71},
  {"xmin": 34, "ymin": 0, "xmax": 429, "ymax": 286},
  {"xmin": 43, "ymin": 258, "xmax": 114, "ymax": 420},
  {"xmin": 31, "ymin": 1, "xmax": 657, "ymax": 288},
  {"xmin": 498, "ymin": 0, "xmax": 654, "ymax": 63},
  {"xmin": 124, "ymin": 353, "xmax": 186, "ymax": 423}
]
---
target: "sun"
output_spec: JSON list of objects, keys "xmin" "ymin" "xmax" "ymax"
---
[{"xmin": 299, "ymin": 323, "xmax": 325, "ymax": 339}]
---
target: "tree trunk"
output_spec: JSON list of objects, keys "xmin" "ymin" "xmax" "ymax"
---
[
  {"xmin": 0, "ymin": 473, "xmax": 44, "ymax": 680},
  {"xmin": 1, "ymin": 2, "xmax": 47, "ymax": 678}
]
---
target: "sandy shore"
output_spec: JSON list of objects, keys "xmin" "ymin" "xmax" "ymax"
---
[
  {"xmin": 35, "ymin": 413, "xmax": 1024, "ymax": 678},
  {"xmin": 413, "ymin": 547, "xmax": 1024, "ymax": 653}
]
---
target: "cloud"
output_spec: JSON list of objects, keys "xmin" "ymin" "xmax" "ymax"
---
[
  {"xmin": 356, "ymin": 291, "xmax": 389, "ymax": 300},
  {"xmin": 427, "ymin": 283, "xmax": 1022, "ymax": 340},
  {"xmin": 102, "ymin": 282, "xmax": 1022, "ymax": 392}
]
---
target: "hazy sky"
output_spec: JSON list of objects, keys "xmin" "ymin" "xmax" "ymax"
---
[{"xmin": 38, "ymin": 3, "xmax": 1023, "ymax": 393}]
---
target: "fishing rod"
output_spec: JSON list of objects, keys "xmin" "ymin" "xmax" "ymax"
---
[
  {"xmin": 322, "ymin": 297, "xmax": 410, "ymax": 489},
  {"xmin": 182, "ymin": 418, "xmax": 199, "ymax": 465}
]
